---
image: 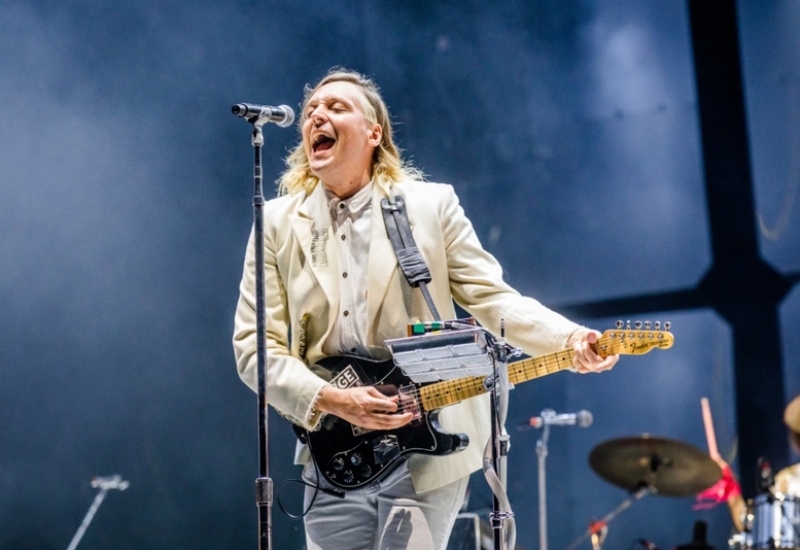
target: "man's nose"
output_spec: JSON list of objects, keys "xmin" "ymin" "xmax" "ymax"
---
[{"xmin": 309, "ymin": 107, "xmax": 326, "ymax": 124}]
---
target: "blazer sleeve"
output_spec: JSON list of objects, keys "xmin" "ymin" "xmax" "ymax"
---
[
  {"xmin": 232, "ymin": 225, "xmax": 328, "ymax": 431},
  {"xmin": 437, "ymin": 184, "xmax": 582, "ymax": 357}
]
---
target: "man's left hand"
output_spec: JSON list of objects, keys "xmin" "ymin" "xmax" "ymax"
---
[{"xmin": 568, "ymin": 328, "xmax": 618, "ymax": 373}]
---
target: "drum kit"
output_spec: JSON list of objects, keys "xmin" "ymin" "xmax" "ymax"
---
[
  {"xmin": 728, "ymin": 395, "xmax": 800, "ymax": 550},
  {"xmin": 571, "ymin": 395, "xmax": 800, "ymax": 550}
]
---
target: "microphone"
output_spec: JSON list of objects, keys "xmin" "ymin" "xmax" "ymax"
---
[
  {"xmin": 90, "ymin": 475, "xmax": 129, "ymax": 491},
  {"xmin": 231, "ymin": 103, "xmax": 295, "ymax": 127},
  {"xmin": 519, "ymin": 409, "xmax": 593, "ymax": 430}
]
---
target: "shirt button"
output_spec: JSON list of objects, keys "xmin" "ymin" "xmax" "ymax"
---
[
  {"xmin": 343, "ymin": 310, "xmax": 349, "ymax": 317},
  {"xmin": 339, "ymin": 203, "xmax": 346, "ymax": 209},
  {"xmin": 351, "ymin": 348, "xmax": 356, "ymax": 353},
  {"xmin": 341, "ymin": 235, "xmax": 346, "ymax": 241},
  {"xmin": 342, "ymin": 272, "xmax": 348, "ymax": 278}
]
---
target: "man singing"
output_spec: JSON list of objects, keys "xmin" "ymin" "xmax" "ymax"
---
[{"xmin": 233, "ymin": 68, "xmax": 617, "ymax": 550}]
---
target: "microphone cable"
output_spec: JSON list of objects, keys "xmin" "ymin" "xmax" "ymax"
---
[{"xmin": 276, "ymin": 458, "xmax": 345, "ymax": 520}]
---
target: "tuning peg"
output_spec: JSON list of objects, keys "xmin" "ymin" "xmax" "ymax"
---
[
  {"xmin": 616, "ymin": 320, "xmax": 623, "ymax": 329},
  {"xmin": 664, "ymin": 321, "xmax": 671, "ymax": 332},
  {"xmin": 655, "ymin": 321, "xmax": 661, "ymax": 331},
  {"xmin": 634, "ymin": 321, "xmax": 642, "ymax": 329},
  {"xmin": 644, "ymin": 321, "xmax": 651, "ymax": 330},
  {"xmin": 626, "ymin": 320, "xmax": 631, "ymax": 330}
]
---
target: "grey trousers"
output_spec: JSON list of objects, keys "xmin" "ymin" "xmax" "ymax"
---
[{"xmin": 303, "ymin": 460, "xmax": 468, "ymax": 550}]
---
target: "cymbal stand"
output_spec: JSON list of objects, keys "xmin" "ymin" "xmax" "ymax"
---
[
  {"xmin": 65, "ymin": 475, "xmax": 129, "ymax": 550},
  {"xmin": 565, "ymin": 485, "xmax": 652, "ymax": 550}
]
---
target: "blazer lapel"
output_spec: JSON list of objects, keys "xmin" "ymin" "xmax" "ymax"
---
[
  {"xmin": 289, "ymin": 184, "xmax": 340, "ymax": 327},
  {"xmin": 367, "ymin": 188, "xmax": 399, "ymax": 334}
]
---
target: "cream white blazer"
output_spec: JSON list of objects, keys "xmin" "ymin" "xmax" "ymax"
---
[{"xmin": 233, "ymin": 180, "xmax": 581, "ymax": 492}]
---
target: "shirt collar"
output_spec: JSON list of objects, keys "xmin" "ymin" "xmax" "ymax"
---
[{"xmin": 325, "ymin": 182, "xmax": 373, "ymax": 218}]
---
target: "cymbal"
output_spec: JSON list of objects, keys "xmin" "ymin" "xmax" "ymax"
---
[
  {"xmin": 785, "ymin": 394, "xmax": 800, "ymax": 433},
  {"xmin": 775, "ymin": 463, "xmax": 800, "ymax": 497},
  {"xmin": 589, "ymin": 435, "xmax": 722, "ymax": 497}
]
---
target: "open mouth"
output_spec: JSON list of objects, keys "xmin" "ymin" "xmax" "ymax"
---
[{"xmin": 312, "ymin": 133, "xmax": 336, "ymax": 153}]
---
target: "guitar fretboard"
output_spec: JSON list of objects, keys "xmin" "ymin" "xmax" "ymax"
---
[{"xmin": 419, "ymin": 349, "xmax": 574, "ymax": 410}]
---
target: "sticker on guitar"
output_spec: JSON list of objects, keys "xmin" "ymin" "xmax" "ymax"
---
[{"xmin": 329, "ymin": 364, "xmax": 371, "ymax": 437}]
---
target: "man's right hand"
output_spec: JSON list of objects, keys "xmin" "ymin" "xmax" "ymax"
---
[{"xmin": 315, "ymin": 385, "xmax": 414, "ymax": 430}]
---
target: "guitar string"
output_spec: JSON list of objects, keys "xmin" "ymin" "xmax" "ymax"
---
[
  {"xmin": 390, "ymin": 333, "xmax": 667, "ymax": 412},
  {"xmin": 393, "ymin": 348, "xmax": 575, "ymax": 413}
]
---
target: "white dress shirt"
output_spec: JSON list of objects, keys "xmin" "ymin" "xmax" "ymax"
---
[{"xmin": 321, "ymin": 182, "xmax": 373, "ymax": 358}]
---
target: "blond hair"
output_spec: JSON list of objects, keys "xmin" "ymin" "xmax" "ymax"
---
[{"xmin": 277, "ymin": 68, "xmax": 424, "ymax": 196}]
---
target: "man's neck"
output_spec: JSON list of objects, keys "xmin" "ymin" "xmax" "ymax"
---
[{"xmin": 320, "ymin": 172, "xmax": 372, "ymax": 200}]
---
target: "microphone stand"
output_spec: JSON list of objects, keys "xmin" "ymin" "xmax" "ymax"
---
[
  {"xmin": 65, "ymin": 475, "xmax": 129, "ymax": 550},
  {"xmin": 248, "ymin": 118, "xmax": 272, "ymax": 550},
  {"xmin": 487, "ymin": 321, "xmax": 515, "ymax": 550},
  {"xmin": 233, "ymin": 102, "xmax": 293, "ymax": 550},
  {"xmin": 535, "ymin": 409, "xmax": 555, "ymax": 550}
]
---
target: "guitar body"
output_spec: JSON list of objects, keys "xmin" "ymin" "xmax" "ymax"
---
[{"xmin": 303, "ymin": 355, "xmax": 469, "ymax": 490}]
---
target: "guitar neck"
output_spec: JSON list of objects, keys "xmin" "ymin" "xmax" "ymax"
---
[{"xmin": 419, "ymin": 349, "xmax": 574, "ymax": 411}]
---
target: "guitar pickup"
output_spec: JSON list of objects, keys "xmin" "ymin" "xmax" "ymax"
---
[{"xmin": 398, "ymin": 385, "xmax": 422, "ymax": 420}]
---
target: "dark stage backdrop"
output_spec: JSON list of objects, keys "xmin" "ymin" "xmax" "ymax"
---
[{"xmin": 1, "ymin": 1, "xmax": 798, "ymax": 549}]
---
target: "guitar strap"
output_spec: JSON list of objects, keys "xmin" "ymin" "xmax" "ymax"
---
[{"xmin": 380, "ymin": 195, "xmax": 442, "ymax": 322}]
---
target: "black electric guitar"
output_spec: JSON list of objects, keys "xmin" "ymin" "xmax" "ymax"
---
[{"xmin": 303, "ymin": 325, "xmax": 674, "ymax": 490}]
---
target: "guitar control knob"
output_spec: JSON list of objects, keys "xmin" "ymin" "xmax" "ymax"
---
[
  {"xmin": 360, "ymin": 465, "xmax": 373, "ymax": 479},
  {"xmin": 342, "ymin": 470, "xmax": 355, "ymax": 484},
  {"xmin": 332, "ymin": 457, "xmax": 345, "ymax": 471},
  {"xmin": 350, "ymin": 453, "xmax": 362, "ymax": 466}
]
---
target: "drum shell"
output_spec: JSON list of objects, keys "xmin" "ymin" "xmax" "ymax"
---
[{"xmin": 751, "ymin": 493, "xmax": 800, "ymax": 549}]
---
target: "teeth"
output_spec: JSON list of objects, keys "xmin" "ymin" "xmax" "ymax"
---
[
  {"xmin": 313, "ymin": 132, "xmax": 332, "ymax": 145},
  {"xmin": 312, "ymin": 132, "xmax": 334, "ymax": 152}
]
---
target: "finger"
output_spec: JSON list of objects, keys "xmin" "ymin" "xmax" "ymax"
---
[
  {"xmin": 368, "ymin": 396, "xmax": 399, "ymax": 414},
  {"xmin": 364, "ymin": 386, "xmax": 393, "ymax": 400},
  {"xmin": 375, "ymin": 412, "xmax": 413, "ymax": 429},
  {"xmin": 359, "ymin": 411, "xmax": 412, "ymax": 430}
]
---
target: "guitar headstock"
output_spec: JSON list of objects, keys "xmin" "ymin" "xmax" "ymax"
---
[{"xmin": 596, "ymin": 320, "xmax": 674, "ymax": 357}]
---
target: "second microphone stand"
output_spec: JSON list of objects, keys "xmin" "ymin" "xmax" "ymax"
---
[{"xmin": 536, "ymin": 409, "xmax": 555, "ymax": 550}]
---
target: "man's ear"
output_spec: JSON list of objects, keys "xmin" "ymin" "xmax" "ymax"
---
[{"xmin": 368, "ymin": 123, "xmax": 383, "ymax": 147}]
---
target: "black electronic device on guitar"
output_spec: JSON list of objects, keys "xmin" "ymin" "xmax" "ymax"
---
[{"xmin": 301, "ymin": 321, "xmax": 674, "ymax": 491}]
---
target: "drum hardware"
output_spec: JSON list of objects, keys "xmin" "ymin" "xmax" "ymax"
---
[
  {"xmin": 746, "ymin": 492, "xmax": 800, "ymax": 549},
  {"xmin": 757, "ymin": 457, "xmax": 775, "ymax": 495},
  {"xmin": 565, "ymin": 484, "xmax": 653, "ymax": 550},
  {"xmin": 588, "ymin": 435, "xmax": 722, "ymax": 497},
  {"xmin": 566, "ymin": 436, "xmax": 722, "ymax": 550},
  {"xmin": 728, "ymin": 531, "xmax": 753, "ymax": 550},
  {"xmin": 65, "ymin": 475, "xmax": 129, "ymax": 550}
]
